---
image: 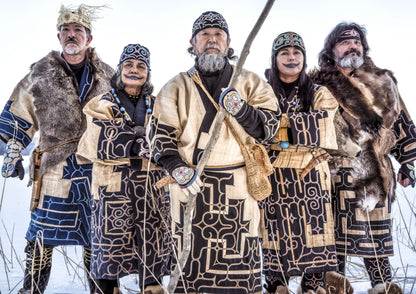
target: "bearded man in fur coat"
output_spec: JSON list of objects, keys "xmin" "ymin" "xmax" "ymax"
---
[
  {"xmin": 310, "ymin": 22, "xmax": 416, "ymax": 294},
  {"xmin": 0, "ymin": 4, "xmax": 113, "ymax": 294}
]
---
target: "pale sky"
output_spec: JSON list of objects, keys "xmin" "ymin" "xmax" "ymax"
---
[{"xmin": 0, "ymin": 0, "xmax": 415, "ymax": 119}]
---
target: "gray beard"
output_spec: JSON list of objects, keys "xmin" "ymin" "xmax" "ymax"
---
[
  {"xmin": 197, "ymin": 53, "xmax": 227, "ymax": 73},
  {"xmin": 335, "ymin": 55, "xmax": 364, "ymax": 69}
]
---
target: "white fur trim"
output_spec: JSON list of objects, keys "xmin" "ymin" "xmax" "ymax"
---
[
  {"xmin": 368, "ymin": 283, "xmax": 387, "ymax": 294},
  {"xmin": 360, "ymin": 194, "xmax": 379, "ymax": 211}
]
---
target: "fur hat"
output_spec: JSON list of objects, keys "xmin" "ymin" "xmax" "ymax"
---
[
  {"xmin": 272, "ymin": 31, "xmax": 305, "ymax": 57},
  {"xmin": 192, "ymin": 11, "xmax": 229, "ymax": 38},
  {"xmin": 56, "ymin": 4, "xmax": 105, "ymax": 31},
  {"xmin": 119, "ymin": 44, "xmax": 151, "ymax": 67}
]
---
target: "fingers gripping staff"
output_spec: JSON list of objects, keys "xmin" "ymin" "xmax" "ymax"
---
[
  {"xmin": 172, "ymin": 166, "xmax": 203, "ymax": 196},
  {"xmin": 2, "ymin": 139, "xmax": 25, "ymax": 180}
]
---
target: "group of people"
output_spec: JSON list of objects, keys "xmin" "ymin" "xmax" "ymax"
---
[{"xmin": 0, "ymin": 4, "xmax": 415, "ymax": 294}]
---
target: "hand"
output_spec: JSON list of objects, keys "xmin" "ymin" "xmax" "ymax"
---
[
  {"xmin": 219, "ymin": 87, "xmax": 244, "ymax": 116},
  {"xmin": 397, "ymin": 162, "xmax": 415, "ymax": 188},
  {"xmin": 172, "ymin": 166, "xmax": 203, "ymax": 196},
  {"xmin": 2, "ymin": 139, "xmax": 25, "ymax": 180}
]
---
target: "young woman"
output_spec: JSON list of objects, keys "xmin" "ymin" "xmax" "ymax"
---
[{"xmin": 259, "ymin": 32, "xmax": 339, "ymax": 294}]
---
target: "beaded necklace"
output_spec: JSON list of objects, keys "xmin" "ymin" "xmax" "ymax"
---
[
  {"xmin": 291, "ymin": 86, "xmax": 300, "ymax": 112},
  {"xmin": 110, "ymin": 88, "xmax": 152, "ymax": 128}
]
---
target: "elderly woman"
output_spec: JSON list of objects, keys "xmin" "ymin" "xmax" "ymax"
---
[
  {"xmin": 258, "ymin": 32, "xmax": 340, "ymax": 294},
  {"xmin": 77, "ymin": 44, "xmax": 171, "ymax": 294}
]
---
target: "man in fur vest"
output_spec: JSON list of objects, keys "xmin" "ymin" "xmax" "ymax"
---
[
  {"xmin": 310, "ymin": 22, "xmax": 416, "ymax": 294},
  {"xmin": 0, "ymin": 4, "xmax": 113, "ymax": 294}
]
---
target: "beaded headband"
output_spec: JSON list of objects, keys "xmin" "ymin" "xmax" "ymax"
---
[
  {"xmin": 56, "ymin": 4, "xmax": 105, "ymax": 31},
  {"xmin": 119, "ymin": 44, "xmax": 151, "ymax": 67},
  {"xmin": 272, "ymin": 31, "xmax": 305, "ymax": 57},
  {"xmin": 336, "ymin": 28, "xmax": 362, "ymax": 43},
  {"xmin": 192, "ymin": 11, "xmax": 229, "ymax": 38}
]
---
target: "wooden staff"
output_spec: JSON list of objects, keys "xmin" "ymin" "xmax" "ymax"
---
[{"xmin": 167, "ymin": 1, "xmax": 276, "ymax": 292}]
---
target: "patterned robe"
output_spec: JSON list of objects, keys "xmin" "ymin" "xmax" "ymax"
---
[
  {"xmin": 311, "ymin": 58, "xmax": 416, "ymax": 258},
  {"xmin": 259, "ymin": 85, "xmax": 338, "ymax": 278},
  {"xmin": 77, "ymin": 91, "xmax": 171, "ymax": 286},
  {"xmin": 149, "ymin": 65, "xmax": 280, "ymax": 294},
  {"xmin": 0, "ymin": 48, "xmax": 113, "ymax": 246}
]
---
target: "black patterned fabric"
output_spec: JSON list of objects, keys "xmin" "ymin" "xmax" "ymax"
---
[
  {"xmin": 78, "ymin": 90, "xmax": 171, "ymax": 288},
  {"xmin": 90, "ymin": 165, "xmax": 171, "ymax": 286},
  {"xmin": 259, "ymin": 85, "xmax": 338, "ymax": 282},
  {"xmin": 173, "ymin": 168, "xmax": 262, "ymax": 294},
  {"xmin": 259, "ymin": 163, "xmax": 337, "ymax": 277}
]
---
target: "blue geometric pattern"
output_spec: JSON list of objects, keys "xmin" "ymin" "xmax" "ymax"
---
[
  {"xmin": 0, "ymin": 100, "xmax": 32, "ymax": 146},
  {"xmin": 26, "ymin": 154, "xmax": 93, "ymax": 246}
]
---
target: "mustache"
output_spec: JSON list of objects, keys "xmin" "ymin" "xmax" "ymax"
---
[
  {"xmin": 343, "ymin": 48, "xmax": 361, "ymax": 57},
  {"xmin": 282, "ymin": 63, "xmax": 300, "ymax": 68},
  {"xmin": 65, "ymin": 37, "xmax": 78, "ymax": 45},
  {"xmin": 204, "ymin": 44, "xmax": 220, "ymax": 52}
]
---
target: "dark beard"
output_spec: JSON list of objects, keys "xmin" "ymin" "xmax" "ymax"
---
[{"xmin": 197, "ymin": 53, "xmax": 227, "ymax": 73}]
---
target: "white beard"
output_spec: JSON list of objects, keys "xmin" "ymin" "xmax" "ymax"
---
[
  {"xmin": 335, "ymin": 55, "xmax": 364, "ymax": 69},
  {"xmin": 197, "ymin": 53, "xmax": 227, "ymax": 73},
  {"xmin": 63, "ymin": 44, "xmax": 82, "ymax": 55}
]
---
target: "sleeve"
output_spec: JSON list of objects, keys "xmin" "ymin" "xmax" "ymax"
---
[
  {"xmin": 390, "ymin": 89, "xmax": 416, "ymax": 165},
  {"xmin": 235, "ymin": 70, "xmax": 281, "ymax": 142},
  {"xmin": 389, "ymin": 81, "xmax": 416, "ymax": 186},
  {"xmin": 148, "ymin": 78, "xmax": 188, "ymax": 174},
  {"xmin": 0, "ymin": 74, "xmax": 38, "ymax": 148},
  {"xmin": 77, "ymin": 93, "xmax": 148, "ymax": 163},
  {"xmin": 285, "ymin": 86, "xmax": 339, "ymax": 150}
]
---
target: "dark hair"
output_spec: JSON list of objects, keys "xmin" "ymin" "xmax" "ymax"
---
[
  {"xmin": 318, "ymin": 22, "xmax": 369, "ymax": 68},
  {"xmin": 110, "ymin": 64, "xmax": 154, "ymax": 96},
  {"xmin": 268, "ymin": 50, "xmax": 315, "ymax": 111},
  {"xmin": 187, "ymin": 36, "xmax": 238, "ymax": 61}
]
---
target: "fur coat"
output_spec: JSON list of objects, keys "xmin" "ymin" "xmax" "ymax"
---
[
  {"xmin": 310, "ymin": 57, "xmax": 400, "ymax": 207},
  {"xmin": 29, "ymin": 47, "xmax": 113, "ymax": 175}
]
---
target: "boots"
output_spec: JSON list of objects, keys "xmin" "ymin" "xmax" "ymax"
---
[
  {"xmin": 141, "ymin": 284, "xmax": 165, "ymax": 294},
  {"xmin": 18, "ymin": 241, "xmax": 54, "ymax": 294},
  {"xmin": 368, "ymin": 282, "xmax": 403, "ymax": 294},
  {"xmin": 83, "ymin": 247, "xmax": 98, "ymax": 294},
  {"xmin": 298, "ymin": 272, "xmax": 327, "ymax": 294},
  {"xmin": 94, "ymin": 279, "xmax": 120, "ymax": 294},
  {"xmin": 325, "ymin": 271, "xmax": 353, "ymax": 294}
]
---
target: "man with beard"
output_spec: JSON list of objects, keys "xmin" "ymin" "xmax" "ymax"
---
[
  {"xmin": 311, "ymin": 22, "xmax": 416, "ymax": 294},
  {"xmin": 0, "ymin": 4, "xmax": 113, "ymax": 293},
  {"xmin": 149, "ymin": 11, "xmax": 281, "ymax": 294}
]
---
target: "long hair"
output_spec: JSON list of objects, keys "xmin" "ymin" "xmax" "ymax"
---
[
  {"xmin": 267, "ymin": 51, "xmax": 315, "ymax": 111},
  {"xmin": 318, "ymin": 22, "xmax": 370, "ymax": 69},
  {"xmin": 110, "ymin": 64, "xmax": 154, "ymax": 96}
]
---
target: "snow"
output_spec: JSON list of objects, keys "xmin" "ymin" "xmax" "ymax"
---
[{"xmin": 0, "ymin": 158, "xmax": 415, "ymax": 293}]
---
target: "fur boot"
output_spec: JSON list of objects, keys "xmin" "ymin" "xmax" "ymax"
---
[
  {"xmin": 275, "ymin": 285, "xmax": 290, "ymax": 294},
  {"xmin": 18, "ymin": 241, "xmax": 54, "ymax": 294},
  {"xmin": 83, "ymin": 247, "xmax": 97, "ymax": 294},
  {"xmin": 297, "ymin": 284, "xmax": 327, "ymax": 294},
  {"xmin": 368, "ymin": 282, "xmax": 403, "ymax": 294},
  {"xmin": 141, "ymin": 284, "xmax": 165, "ymax": 294},
  {"xmin": 325, "ymin": 271, "xmax": 353, "ymax": 294}
]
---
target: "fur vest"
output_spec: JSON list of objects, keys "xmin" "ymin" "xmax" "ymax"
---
[
  {"xmin": 310, "ymin": 57, "xmax": 399, "ymax": 204},
  {"xmin": 29, "ymin": 47, "xmax": 114, "ymax": 175}
]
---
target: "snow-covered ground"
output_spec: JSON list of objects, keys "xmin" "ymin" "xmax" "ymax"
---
[{"xmin": 0, "ymin": 158, "xmax": 415, "ymax": 293}]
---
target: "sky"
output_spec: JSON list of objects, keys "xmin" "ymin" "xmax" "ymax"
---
[{"xmin": 0, "ymin": 0, "xmax": 415, "ymax": 119}]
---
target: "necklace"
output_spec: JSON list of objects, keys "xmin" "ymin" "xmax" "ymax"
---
[
  {"xmin": 291, "ymin": 86, "xmax": 300, "ymax": 112},
  {"xmin": 110, "ymin": 89, "xmax": 152, "ymax": 128}
]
